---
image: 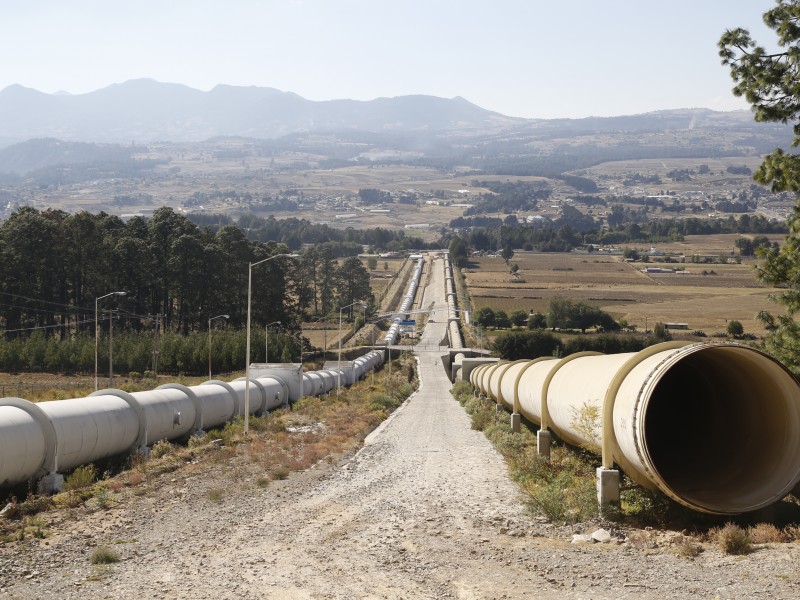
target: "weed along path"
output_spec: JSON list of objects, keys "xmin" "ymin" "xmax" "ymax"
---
[{"xmin": 4, "ymin": 255, "xmax": 800, "ymax": 599}]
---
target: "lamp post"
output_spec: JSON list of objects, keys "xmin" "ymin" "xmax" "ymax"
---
[
  {"xmin": 95, "ymin": 291, "xmax": 126, "ymax": 391},
  {"xmin": 208, "ymin": 314, "xmax": 230, "ymax": 379},
  {"xmin": 245, "ymin": 253, "xmax": 298, "ymax": 436},
  {"xmin": 265, "ymin": 321, "xmax": 280, "ymax": 364},
  {"xmin": 297, "ymin": 331, "xmax": 304, "ymax": 370},
  {"xmin": 338, "ymin": 301, "xmax": 366, "ymax": 396}
]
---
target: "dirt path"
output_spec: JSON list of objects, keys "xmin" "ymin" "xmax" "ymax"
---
[{"xmin": 3, "ymin": 254, "xmax": 800, "ymax": 599}]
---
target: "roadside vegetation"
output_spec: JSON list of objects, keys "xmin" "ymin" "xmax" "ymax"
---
[
  {"xmin": 451, "ymin": 380, "xmax": 800, "ymax": 554},
  {"xmin": 0, "ymin": 356, "xmax": 417, "ymax": 546}
]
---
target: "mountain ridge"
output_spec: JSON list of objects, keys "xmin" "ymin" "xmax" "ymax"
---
[{"xmin": 0, "ymin": 79, "xmax": 521, "ymax": 144}]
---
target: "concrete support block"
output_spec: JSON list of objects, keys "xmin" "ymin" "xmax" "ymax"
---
[
  {"xmin": 596, "ymin": 467, "xmax": 620, "ymax": 512},
  {"xmin": 37, "ymin": 473, "xmax": 64, "ymax": 495},
  {"xmin": 536, "ymin": 429, "xmax": 551, "ymax": 460},
  {"xmin": 510, "ymin": 413, "xmax": 521, "ymax": 433},
  {"xmin": 495, "ymin": 403, "xmax": 504, "ymax": 413}
]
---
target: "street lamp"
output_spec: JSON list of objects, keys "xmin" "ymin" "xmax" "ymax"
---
[
  {"xmin": 245, "ymin": 253, "xmax": 299, "ymax": 436},
  {"xmin": 265, "ymin": 321, "xmax": 280, "ymax": 364},
  {"xmin": 338, "ymin": 301, "xmax": 366, "ymax": 396},
  {"xmin": 95, "ymin": 291, "xmax": 126, "ymax": 391},
  {"xmin": 208, "ymin": 314, "xmax": 230, "ymax": 379}
]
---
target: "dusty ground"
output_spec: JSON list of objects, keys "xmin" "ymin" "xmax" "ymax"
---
[{"xmin": 2, "ymin": 256, "xmax": 800, "ymax": 599}]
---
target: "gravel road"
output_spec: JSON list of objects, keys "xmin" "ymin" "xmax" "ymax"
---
[{"xmin": 2, "ymin": 254, "xmax": 800, "ymax": 599}]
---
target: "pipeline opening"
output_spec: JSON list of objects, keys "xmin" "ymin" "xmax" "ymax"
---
[{"xmin": 643, "ymin": 346, "xmax": 800, "ymax": 514}]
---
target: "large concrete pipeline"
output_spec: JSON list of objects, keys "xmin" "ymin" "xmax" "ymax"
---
[
  {"xmin": 0, "ymin": 348, "xmax": 384, "ymax": 489},
  {"xmin": 470, "ymin": 342, "xmax": 800, "ymax": 514},
  {"xmin": 383, "ymin": 257, "xmax": 424, "ymax": 345},
  {"xmin": 443, "ymin": 254, "xmax": 465, "ymax": 379}
]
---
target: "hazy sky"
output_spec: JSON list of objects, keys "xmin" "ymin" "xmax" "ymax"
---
[{"xmin": 1, "ymin": 1, "xmax": 778, "ymax": 119}]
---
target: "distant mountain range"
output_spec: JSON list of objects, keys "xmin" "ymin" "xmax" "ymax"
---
[
  {"xmin": 0, "ymin": 79, "xmax": 793, "ymax": 178},
  {"xmin": 0, "ymin": 79, "xmax": 523, "ymax": 145}
]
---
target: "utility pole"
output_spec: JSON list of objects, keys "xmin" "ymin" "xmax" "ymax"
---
[
  {"xmin": 152, "ymin": 314, "xmax": 161, "ymax": 378},
  {"xmin": 108, "ymin": 309, "xmax": 114, "ymax": 388}
]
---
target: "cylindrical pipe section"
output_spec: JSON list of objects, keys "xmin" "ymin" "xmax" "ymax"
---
[
  {"xmin": 132, "ymin": 388, "xmax": 196, "ymax": 445},
  {"xmin": 0, "ymin": 405, "xmax": 47, "ymax": 484},
  {"xmin": 0, "ymin": 338, "xmax": 388, "ymax": 488},
  {"xmin": 475, "ymin": 343, "xmax": 800, "ymax": 514},
  {"xmin": 192, "ymin": 385, "xmax": 237, "ymax": 430},
  {"xmin": 615, "ymin": 344, "xmax": 800, "ymax": 514},
  {"xmin": 257, "ymin": 379, "xmax": 285, "ymax": 411},
  {"xmin": 41, "ymin": 396, "xmax": 141, "ymax": 471}
]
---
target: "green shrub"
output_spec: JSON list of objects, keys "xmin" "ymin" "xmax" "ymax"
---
[
  {"xmin": 529, "ymin": 471, "xmax": 571, "ymax": 521},
  {"xmin": 94, "ymin": 485, "xmax": 113, "ymax": 510},
  {"xmin": 19, "ymin": 495, "xmax": 53, "ymax": 515},
  {"xmin": 208, "ymin": 419, "xmax": 243, "ymax": 447},
  {"xmin": 527, "ymin": 469, "xmax": 598, "ymax": 523},
  {"xmin": 150, "ymin": 439, "xmax": 174, "ymax": 459},
  {"xmin": 64, "ymin": 464, "xmax": 96, "ymax": 491},
  {"xmin": 469, "ymin": 399, "xmax": 498, "ymax": 431},
  {"xmin": 451, "ymin": 381, "xmax": 473, "ymax": 405},
  {"xmin": 368, "ymin": 393, "xmax": 398, "ymax": 413},
  {"xmin": 621, "ymin": 484, "xmax": 671, "ymax": 522},
  {"xmin": 188, "ymin": 432, "xmax": 209, "ymax": 448},
  {"xmin": 463, "ymin": 396, "xmax": 485, "ymax": 416},
  {"xmin": 206, "ymin": 489, "xmax": 225, "ymax": 504},
  {"xmin": 389, "ymin": 382, "xmax": 414, "ymax": 403},
  {"xmin": 90, "ymin": 546, "xmax": 120, "ymax": 565},
  {"xmin": 485, "ymin": 427, "xmax": 527, "ymax": 456}
]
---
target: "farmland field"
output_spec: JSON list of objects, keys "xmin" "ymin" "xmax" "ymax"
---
[
  {"xmin": 299, "ymin": 256, "xmax": 405, "ymax": 350},
  {"xmin": 367, "ymin": 257, "xmax": 405, "ymax": 299},
  {"xmin": 464, "ymin": 237, "xmax": 785, "ymax": 336}
]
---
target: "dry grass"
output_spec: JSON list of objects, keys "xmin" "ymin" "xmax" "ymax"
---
[
  {"xmin": 674, "ymin": 536, "xmax": 703, "ymax": 558},
  {"xmin": 748, "ymin": 523, "xmax": 786, "ymax": 544},
  {"xmin": 0, "ymin": 356, "xmax": 417, "ymax": 545},
  {"xmin": 0, "ymin": 371, "xmax": 222, "ymax": 403},
  {"xmin": 709, "ymin": 523, "xmax": 752, "ymax": 555},
  {"xmin": 462, "ymin": 241, "xmax": 784, "ymax": 336},
  {"xmin": 302, "ymin": 328, "xmax": 339, "ymax": 350}
]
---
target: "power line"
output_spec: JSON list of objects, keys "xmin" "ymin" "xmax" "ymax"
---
[{"xmin": 1, "ymin": 316, "xmax": 96, "ymax": 334}]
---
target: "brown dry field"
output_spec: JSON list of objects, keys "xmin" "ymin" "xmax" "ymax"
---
[
  {"xmin": 465, "ymin": 236, "xmax": 786, "ymax": 336},
  {"xmin": 636, "ymin": 232, "xmax": 785, "ymax": 256},
  {"xmin": 367, "ymin": 257, "xmax": 405, "ymax": 298},
  {"xmin": 583, "ymin": 157, "xmax": 766, "ymax": 196},
  {"xmin": 302, "ymin": 328, "xmax": 339, "ymax": 350}
]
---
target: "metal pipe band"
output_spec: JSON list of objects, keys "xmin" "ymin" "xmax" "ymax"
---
[{"xmin": 0, "ymin": 398, "xmax": 56, "ymax": 482}]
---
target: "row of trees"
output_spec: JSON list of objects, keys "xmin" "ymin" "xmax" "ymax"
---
[
  {"xmin": 473, "ymin": 297, "xmax": 619, "ymax": 335},
  {"xmin": 445, "ymin": 213, "xmax": 786, "ymax": 261},
  {"xmin": 0, "ymin": 207, "xmax": 374, "ymax": 345},
  {"xmin": 193, "ymin": 212, "xmax": 427, "ymax": 256},
  {"xmin": 0, "ymin": 329, "xmax": 301, "ymax": 376},
  {"xmin": 492, "ymin": 330, "xmax": 664, "ymax": 361}
]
